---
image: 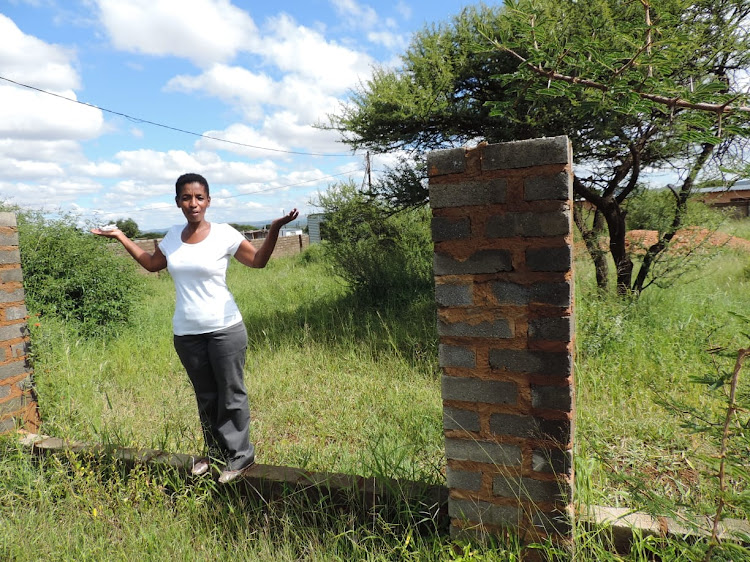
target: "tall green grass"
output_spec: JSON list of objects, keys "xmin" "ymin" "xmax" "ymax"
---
[
  {"xmin": 575, "ymin": 246, "xmax": 750, "ymax": 519},
  {"xmin": 9, "ymin": 243, "xmax": 750, "ymax": 559},
  {"xmin": 29, "ymin": 252, "xmax": 443, "ymax": 483}
]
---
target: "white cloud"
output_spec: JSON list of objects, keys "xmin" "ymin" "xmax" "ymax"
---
[
  {"xmin": 167, "ymin": 63, "xmax": 348, "ymax": 126},
  {"xmin": 0, "ymin": 139, "xmax": 85, "ymax": 164},
  {"xmin": 395, "ymin": 1, "xmax": 412, "ymax": 20},
  {"xmin": 0, "ymin": 17, "xmax": 104, "ymax": 145},
  {"xmin": 366, "ymin": 30, "xmax": 407, "ymax": 50},
  {"xmin": 166, "ymin": 64, "xmax": 276, "ymax": 121},
  {"xmin": 195, "ymin": 123, "xmax": 288, "ymax": 158},
  {"xmin": 0, "ymin": 178, "xmax": 103, "ymax": 208},
  {"xmin": 0, "ymin": 158, "xmax": 64, "ymax": 179},
  {"xmin": 0, "ymin": 85, "xmax": 104, "ymax": 141},
  {"xmin": 0, "ymin": 14, "xmax": 80, "ymax": 90},
  {"xmin": 262, "ymin": 14, "xmax": 374, "ymax": 92},
  {"xmin": 261, "ymin": 110, "xmax": 348, "ymax": 154},
  {"xmin": 330, "ymin": 0, "xmax": 378, "ymax": 29},
  {"xmin": 95, "ymin": 0, "xmax": 258, "ymax": 67}
]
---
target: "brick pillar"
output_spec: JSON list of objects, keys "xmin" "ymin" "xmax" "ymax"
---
[
  {"xmin": 429, "ymin": 137, "xmax": 574, "ymax": 546},
  {"xmin": 0, "ymin": 212, "xmax": 40, "ymax": 434}
]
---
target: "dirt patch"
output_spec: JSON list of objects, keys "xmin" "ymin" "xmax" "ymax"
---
[{"xmin": 626, "ymin": 227, "xmax": 750, "ymax": 254}]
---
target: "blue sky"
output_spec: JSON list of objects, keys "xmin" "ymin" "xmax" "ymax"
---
[{"xmin": 1, "ymin": 0, "xmax": 478, "ymax": 231}]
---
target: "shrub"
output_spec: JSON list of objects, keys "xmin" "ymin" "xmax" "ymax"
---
[
  {"xmin": 314, "ymin": 182, "xmax": 433, "ymax": 301},
  {"xmin": 625, "ymin": 187, "xmax": 727, "ymax": 232},
  {"xmin": 17, "ymin": 211, "xmax": 144, "ymax": 337}
]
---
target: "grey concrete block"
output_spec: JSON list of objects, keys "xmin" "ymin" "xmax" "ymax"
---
[
  {"xmin": 482, "ymin": 136, "xmax": 569, "ymax": 171},
  {"xmin": 449, "ymin": 498, "xmax": 521, "ymax": 527},
  {"xmin": 427, "ymin": 148, "xmax": 466, "ymax": 176},
  {"xmin": 435, "ymin": 284, "xmax": 473, "ymax": 307},
  {"xmin": 528, "ymin": 317, "xmax": 573, "ymax": 341},
  {"xmin": 4, "ymin": 306, "xmax": 28, "ymax": 321},
  {"xmin": 0, "ymin": 251, "xmax": 21, "ymax": 266},
  {"xmin": 444, "ymin": 406, "xmax": 481, "ymax": 432},
  {"xmin": 445, "ymin": 438, "xmax": 522, "ymax": 466},
  {"xmin": 532, "ymin": 448, "xmax": 573, "ymax": 475},
  {"xmin": 446, "ymin": 467, "xmax": 482, "ymax": 492},
  {"xmin": 0, "ymin": 213, "xmax": 17, "ymax": 228},
  {"xmin": 0, "ymin": 324, "xmax": 27, "ymax": 341},
  {"xmin": 532, "ymin": 507, "xmax": 573, "ymax": 535},
  {"xmin": 531, "ymin": 385, "xmax": 573, "ymax": 411},
  {"xmin": 489, "ymin": 414, "xmax": 538, "ymax": 439},
  {"xmin": 486, "ymin": 210, "xmax": 569, "ymax": 238},
  {"xmin": 442, "ymin": 375, "xmax": 518, "ymax": 405},
  {"xmin": 0, "ymin": 268, "xmax": 23, "ymax": 283},
  {"xmin": 439, "ymin": 345, "xmax": 476, "ymax": 368},
  {"xmin": 489, "ymin": 349, "xmax": 571, "ymax": 376},
  {"xmin": 0, "ymin": 385, "xmax": 9, "ymax": 400},
  {"xmin": 430, "ymin": 179, "xmax": 507, "ymax": 209},
  {"xmin": 0, "ymin": 416, "xmax": 16, "ymax": 433},
  {"xmin": 492, "ymin": 281, "xmax": 571, "ymax": 307},
  {"xmin": 10, "ymin": 342, "xmax": 29, "ymax": 359},
  {"xmin": 526, "ymin": 246, "xmax": 572, "ymax": 272},
  {"xmin": 525, "ymin": 172, "xmax": 571, "ymax": 201},
  {"xmin": 438, "ymin": 318, "xmax": 512, "ymax": 339},
  {"xmin": 493, "ymin": 475, "xmax": 567, "ymax": 503},
  {"xmin": 0, "ymin": 360, "xmax": 27, "ymax": 382},
  {"xmin": 0, "ymin": 232, "xmax": 19, "ymax": 246},
  {"xmin": 490, "ymin": 413, "xmax": 570, "ymax": 443},
  {"xmin": 432, "ymin": 216, "xmax": 471, "ymax": 242},
  {"xmin": 0, "ymin": 395, "xmax": 26, "ymax": 417},
  {"xmin": 434, "ymin": 250, "xmax": 512, "ymax": 275}
]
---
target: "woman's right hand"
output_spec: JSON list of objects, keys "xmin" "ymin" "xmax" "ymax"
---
[{"xmin": 90, "ymin": 227, "xmax": 123, "ymax": 239}]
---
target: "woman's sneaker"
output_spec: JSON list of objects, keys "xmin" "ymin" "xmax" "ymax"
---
[
  {"xmin": 218, "ymin": 459, "xmax": 255, "ymax": 484},
  {"xmin": 190, "ymin": 457, "xmax": 210, "ymax": 476}
]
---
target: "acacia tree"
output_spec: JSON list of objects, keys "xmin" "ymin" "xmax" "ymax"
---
[{"xmin": 329, "ymin": 0, "xmax": 750, "ymax": 294}]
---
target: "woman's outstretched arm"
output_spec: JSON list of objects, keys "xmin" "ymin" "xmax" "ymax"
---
[
  {"xmin": 233, "ymin": 208, "xmax": 299, "ymax": 268},
  {"xmin": 91, "ymin": 227, "xmax": 168, "ymax": 272}
]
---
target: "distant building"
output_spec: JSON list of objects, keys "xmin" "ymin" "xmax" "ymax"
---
[
  {"xmin": 243, "ymin": 229, "xmax": 267, "ymax": 240},
  {"xmin": 307, "ymin": 213, "xmax": 326, "ymax": 244},
  {"xmin": 242, "ymin": 227, "xmax": 303, "ymax": 240},
  {"xmin": 696, "ymin": 179, "xmax": 750, "ymax": 218}
]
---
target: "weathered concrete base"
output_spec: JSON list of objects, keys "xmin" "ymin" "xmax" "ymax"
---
[
  {"xmin": 580, "ymin": 505, "xmax": 750, "ymax": 553},
  {"xmin": 19, "ymin": 432, "xmax": 449, "ymax": 533},
  {"xmin": 17, "ymin": 432, "xmax": 749, "ymax": 554}
]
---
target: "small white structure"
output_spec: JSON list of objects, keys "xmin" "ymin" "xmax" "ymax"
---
[{"xmin": 307, "ymin": 213, "xmax": 326, "ymax": 244}]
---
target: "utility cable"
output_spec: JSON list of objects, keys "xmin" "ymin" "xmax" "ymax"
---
[{"xmin": 0, "ymin": 74, "xmax": 353, "ymax": 157}]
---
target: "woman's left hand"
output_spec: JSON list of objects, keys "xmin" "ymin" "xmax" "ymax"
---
[{"xmin": 274, "ymin": 208, "xmax": 299, "ymax": 228}]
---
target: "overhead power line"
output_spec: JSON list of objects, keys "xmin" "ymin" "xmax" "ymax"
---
[{"xmin": 0, "ymin": 74, "xmax": 352, "ymax": 157}]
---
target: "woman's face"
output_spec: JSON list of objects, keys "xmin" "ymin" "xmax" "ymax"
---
[{"xmin": 176, "ymin": 182, "xmax": 210, "ymax": 223}]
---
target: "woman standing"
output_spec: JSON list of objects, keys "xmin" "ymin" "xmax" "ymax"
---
[{"xmin": 92, "ymin": 173, "xmax": 298, "ymax": 483}]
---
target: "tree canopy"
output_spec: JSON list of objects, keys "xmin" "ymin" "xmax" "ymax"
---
[
  {"xmin": 328, "ymin": 0, "xmax": 750, "ymax": 294},
  {"xmin": 115, "ymin": 218, "xmax": 139, "ymax": 239}
]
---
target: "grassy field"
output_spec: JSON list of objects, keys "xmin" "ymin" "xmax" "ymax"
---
[
  {"xmin": 27, "ymin": 251, "xmax": 444, "ymax": 483},
  {"xmin": 2, "ymin": 234, "xmax": 750, "ymax": 560}
]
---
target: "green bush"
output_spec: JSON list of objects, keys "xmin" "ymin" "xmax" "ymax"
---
[
  {"xmin": 17, "ymin": 212, "xmax": 144, "ymax": 337},
  {"xmin": 314, "ymin": 182, "xmax": 433, "ymax": 301},
  {"xmin": 625, "ymin": 187, "xmax": 727, "ymax": 232}
]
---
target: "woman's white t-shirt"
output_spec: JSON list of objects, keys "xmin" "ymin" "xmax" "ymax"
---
[{"xmin": 159, "ymin": 223, "xmax": 246, "ymax": 336}]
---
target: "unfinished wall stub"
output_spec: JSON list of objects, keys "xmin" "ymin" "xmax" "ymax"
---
[
  {"xmin": 429, "ymin": 137, "xmax": 575, "ymax": 546},
  {"xmin": 0, "ymin": 212, "xmax": 39, "ymax": 434}
]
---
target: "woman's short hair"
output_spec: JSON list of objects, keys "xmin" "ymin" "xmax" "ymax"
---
[{"xmin": 175, "ymin": 173, "xmax": 209, "ymax": 197}]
